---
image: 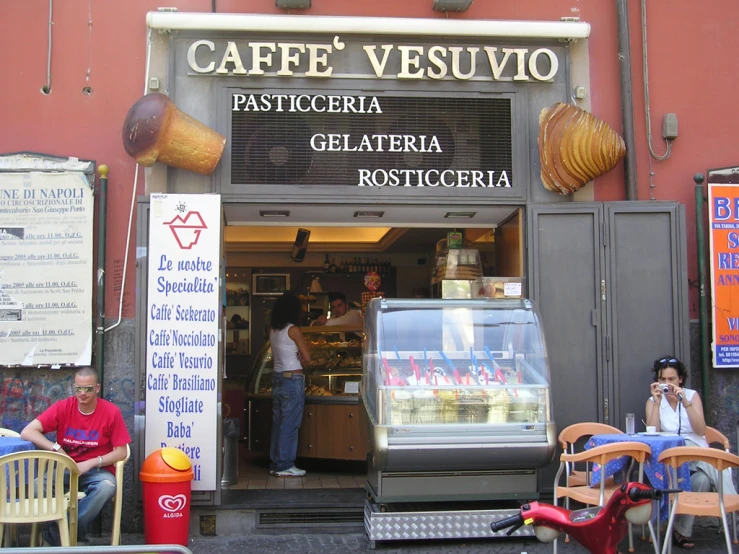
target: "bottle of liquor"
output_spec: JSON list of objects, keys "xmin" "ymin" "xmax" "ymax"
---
[{"xmin": 324, "ymin": 254, "xmax": 330, "ymax": 272}]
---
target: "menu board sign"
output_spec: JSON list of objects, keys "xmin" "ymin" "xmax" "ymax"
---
[
  {"xmin": 708, "ymin": 182, "xmax": 739, "ymax": 368},
  {"xmin": 0, "ymin": 171, "xmax": 93, "ymax": 366},
  {"xmin": 145, "ymin": 193, "xmax": 221, "ymax": 490}
]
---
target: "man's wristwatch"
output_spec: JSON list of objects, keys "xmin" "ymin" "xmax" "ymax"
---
[{"xmin": 51, "ymin": 442, "xmax": 61, "ymax": 452}]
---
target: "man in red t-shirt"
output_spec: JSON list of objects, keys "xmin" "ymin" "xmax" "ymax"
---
[{"xmin": 21, "ymin": 366, "xmax": 131, "ymax": 545}]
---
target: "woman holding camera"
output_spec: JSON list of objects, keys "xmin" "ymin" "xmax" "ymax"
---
[
  {"xmin": 645, "ymin": 356, "xmax": 706, "ymax": 442},
  {"xmin": 644, "ymin": 356, "xmax": 726, "ymax": 548}
]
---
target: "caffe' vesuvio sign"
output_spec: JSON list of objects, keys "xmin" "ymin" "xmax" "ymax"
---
[
  {"xmin": 188, "ymin": 37, "xmax": 559, "ymax": 82},
  {"xmin": 232, "ymin": 94, "xmax": 512, "ymax": 188}
]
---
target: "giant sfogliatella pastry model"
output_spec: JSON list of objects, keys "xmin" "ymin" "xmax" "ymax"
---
[
  {"xmin": 538, "ymin": 102, "xmax": 626, "ymax": 195},
  {"xmin": 122, "ymin": 93, "xmax": 226, "ymax": 176}
]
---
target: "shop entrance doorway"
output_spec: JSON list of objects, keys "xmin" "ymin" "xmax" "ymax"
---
[{"xmin": 221, "ymin": 214, "xmax": 516, "ymax": 500}]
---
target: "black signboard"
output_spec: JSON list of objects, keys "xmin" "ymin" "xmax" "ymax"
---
[{"xmin": 230, "ymin": 94, "xmax": 513, "ymax": 189}]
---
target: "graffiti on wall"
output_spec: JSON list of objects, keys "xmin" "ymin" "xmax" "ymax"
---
[
  {"xmin": 0, "ymin": 371, "xmax": 135, "ymax": 433},
  {"xmin": 104, "ymin": 375, "xmax": 136, "ymax": 420},
  {"xmin": 0, "ymin": 372, "xmax": 73, "ymax": 432}
]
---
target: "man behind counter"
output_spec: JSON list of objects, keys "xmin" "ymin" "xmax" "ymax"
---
[{"xmin": 313, "ymin": 292, "xmax": 363, "ymax": 327}]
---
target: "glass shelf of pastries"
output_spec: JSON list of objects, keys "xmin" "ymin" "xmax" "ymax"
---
[
  {"xmin": 246, "ymin": 326, "xmax": 363, "ymax": 404},
  {"xmin": 362, "ymin": 297, "xmax": 555, "ymax": 465}
]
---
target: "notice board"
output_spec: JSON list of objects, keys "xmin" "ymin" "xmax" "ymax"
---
[
  {"xmin": 708, "ymin": 179, "xmax": 739, "ymax": 368},
  {"xmin": 0, "ymin": 170, "xmax": 94, "ymax": 366}
]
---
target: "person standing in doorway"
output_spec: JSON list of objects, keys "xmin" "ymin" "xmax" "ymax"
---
[
  {"xmin": 21, "ymin": 367, "xmax": 131, "ymax": 546},
  {"xmin": 314, "ymin": 292, "xmax": 363, "ymax": 327},
  {"xmin": 269, "ymin": 292, "xmax": 311, "ymax": 477}
]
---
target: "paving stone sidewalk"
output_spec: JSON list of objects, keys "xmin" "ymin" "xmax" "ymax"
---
[{"xmin": 111, "ymin": 522, "xmax": 732, "ymax": 554}]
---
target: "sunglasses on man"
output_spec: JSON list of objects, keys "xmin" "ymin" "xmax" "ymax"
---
[{"xmin": 73, "ymin": 385, "xmax": 96, "ymax": 394}]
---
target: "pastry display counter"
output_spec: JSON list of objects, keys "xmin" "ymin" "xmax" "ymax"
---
[
  {"xmin": 362, "ymin": 297, "xmax": 556, "ymax": 503},
  {"xmin": 245, "ymin": 325, "xmax": 369, "ymax": 461}
]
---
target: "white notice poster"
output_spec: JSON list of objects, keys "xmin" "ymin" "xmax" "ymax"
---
[
  {"xmin": 0, "ymin": 171, "xmax": 93, "ymax": 366},
  {"xmin": 145, "ymin": 193, "xmax": 221, "ymax": 490}
]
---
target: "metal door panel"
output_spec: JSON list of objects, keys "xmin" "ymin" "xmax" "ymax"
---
[
  {"xmin": 527, "ymin": 204, "xmax": 606, "ymax": 492},
  {"xmin": 605, "ymin": 202, "xmax": 689, "ymax": 432}
]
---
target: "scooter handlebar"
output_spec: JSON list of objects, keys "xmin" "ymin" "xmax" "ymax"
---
[
  {"xmin": 490, "ymin": 513, "xmax": 525, "ymax": 535},
  {"xmin": 628, "ymin": 487, "xmax": 683, "ymax": 501}
]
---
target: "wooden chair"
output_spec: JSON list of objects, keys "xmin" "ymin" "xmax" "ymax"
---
[
  {"xmin": 557, "ymin": 422, "xmax": 624, "ymax": 488},
  {"xmin": 0, "ymin": 450, "xmax": 80, "ymax": 547},
  {"xmin": 658, "ymin": 446, "xmax": 739, "ymax": 554},
  {"xmin": 0, "ymin": 428, "xmax": 21, "ymax": 437},
  {"xmin": 554, "ymin": 441, "xmax": 656, "ymax": 554}
]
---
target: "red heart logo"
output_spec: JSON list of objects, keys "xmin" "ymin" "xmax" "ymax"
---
[{"xmin": 158, "ymin": 494, "xmax": 187, "ymax": 512}]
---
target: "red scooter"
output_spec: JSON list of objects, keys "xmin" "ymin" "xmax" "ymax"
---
[{"xmin": 490, "ymin": 482, "xmax": 677, "ymax": 554}]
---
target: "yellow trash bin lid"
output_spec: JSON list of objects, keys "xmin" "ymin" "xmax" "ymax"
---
[{"xmin": 140, "ymin": 447, "xmax": 194, "ymax": 483}]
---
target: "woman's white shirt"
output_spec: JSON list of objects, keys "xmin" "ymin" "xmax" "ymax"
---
[
  {"xmin": 271, "ymin": 324, "xmax": 303, "ymax": 373},
  {"xmin": 650, "ymin": 388, "xmax": 708, "ymax": 447}
]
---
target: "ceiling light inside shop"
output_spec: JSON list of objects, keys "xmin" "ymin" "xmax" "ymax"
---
[
  {"xmin": 226, "ymin": 226, "xmax": 392, "ymax": 244},
  {"xmin": 444, "ymin": 212, "xmax": 477, "ymax": 218},
  {"xmin": 259, "ymin": 210, "xmax": 290, "ymax": 217},
  {"xmin": 354, "ymin": 211, "xmax": 385, "ymax": 218}
]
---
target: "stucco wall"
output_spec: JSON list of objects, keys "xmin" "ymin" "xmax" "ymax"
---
[{"xmin": 2, "ymin": 0, "xmax": 739, "ymax": 530}]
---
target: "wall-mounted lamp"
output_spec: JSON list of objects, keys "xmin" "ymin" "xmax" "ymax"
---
[
  {"xmin": 276, "ymin": 0, "xmax": 311, "ymax": 8},
  {"xmin": 433, "ymin": 0, "xmax": 473, "ymax": 12}
]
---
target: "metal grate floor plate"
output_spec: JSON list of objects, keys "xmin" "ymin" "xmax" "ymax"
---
[{"xmin": 258, "ymin": 509, "xmax": 364, "ymax": 528}]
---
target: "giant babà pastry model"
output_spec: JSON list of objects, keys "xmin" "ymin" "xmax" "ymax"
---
[
  {"xmin": 538, "ymin": 102, "xmax": 626, "ymax": 195},
  {"xmin": 122, "ymin": 93, "xmax": 226, "ymax": 176}
]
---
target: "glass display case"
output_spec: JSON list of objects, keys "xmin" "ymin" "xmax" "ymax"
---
[
  {"xmin": 245, "ymin": 325, "xmax": 369, "ymax": 460},
  {"xmin": 246, "ymin": 325, "xmax": 363, "ymax": 401},
  {"xmin": 362, "ymin": 297, "xmax": 556, "ymax": 502}
]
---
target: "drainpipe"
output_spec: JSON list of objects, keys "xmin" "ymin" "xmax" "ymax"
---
[
  {"xmin": 96, "ymin": 165, "xmax": 108, "ymax": 392},
  {"xmin": 694, "ymin": 173, "xmax": 711, "ymax": 418},
  {"xmin": 616, "ymin": 0, "xmax": 638, "ymax": 200}
]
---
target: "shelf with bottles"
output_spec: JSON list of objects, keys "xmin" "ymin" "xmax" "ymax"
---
[
  {"xmin": 320, "ymin": 256, "xmax": 393, "ymax": 276},
  {"xmin": 225, "ymin": 278, "xmax": 250, "ymax": 355}
]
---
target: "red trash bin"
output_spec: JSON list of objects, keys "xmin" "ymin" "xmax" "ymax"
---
[{"xmin": 140, "ymin": 447, "xmax": 194, "ymax": 546}]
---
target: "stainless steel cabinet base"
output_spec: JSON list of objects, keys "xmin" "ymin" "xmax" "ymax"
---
[
  {"xmin": 366, "ymin": 468, "xmax": 538, "ymax": 503},
  {"xmin": 364, "ymin": 499, "xmax": 534, "ymax": 546}
]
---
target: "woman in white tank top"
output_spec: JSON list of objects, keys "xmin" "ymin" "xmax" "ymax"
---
[
  {"xmin": 268, "ymin": 292, "xmax": 311, "ymax": 477},
  {"xmin": 645, "ymin": 355, "xmax": 734, "ymax": 548}
]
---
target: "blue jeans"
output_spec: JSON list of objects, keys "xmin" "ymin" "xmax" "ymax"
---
[
  {"xmin": 270, "ymin": 373, "xmax": 305, "ymax": 472},
  {"xmin": 43, "ymin": 468, "xmax": 117, "ymax": 544}
]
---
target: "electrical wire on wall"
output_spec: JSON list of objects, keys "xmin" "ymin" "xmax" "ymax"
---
[
  {"xmin": 641, "ymin": 0, "xmax": 674, "ymax": 199},
  {"xmin": 84, "ymin": 0, "xmax": 93, "ymax": 93},
  {"xmin": 41, "ymin": 0, "xmax": 53, "ymax": 94},
  {"xmin": 104, "ymin": 28, "xmax": 153, "ymax": 332}
]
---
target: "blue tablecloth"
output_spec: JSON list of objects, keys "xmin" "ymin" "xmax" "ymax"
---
[
  {"xmin": 586, "ymin": 433, "xmax": 691, "ymax": 520},
  {"xmin": 1, "ymin": 437, "xmax": 35, "ymax": 491},
  {"xmin": 0, "ymin": 437, "xmax": 34, "ymax": 457}
]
